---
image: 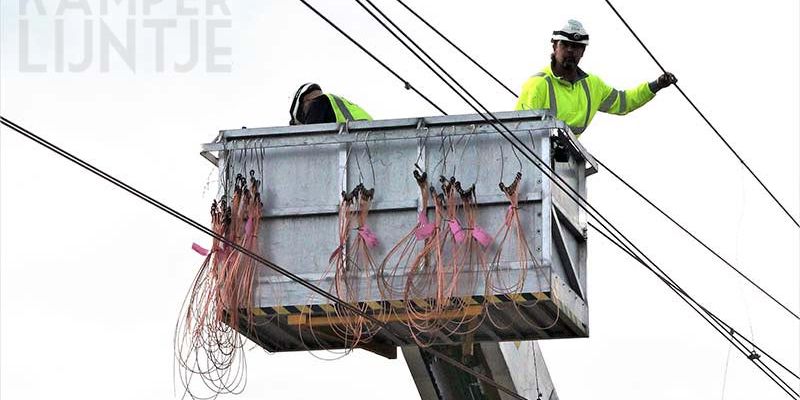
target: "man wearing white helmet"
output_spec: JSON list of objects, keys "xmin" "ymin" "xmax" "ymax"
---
[{"xmin": 515, "ymin": 19, "xmax": 677, "ymax": 136}]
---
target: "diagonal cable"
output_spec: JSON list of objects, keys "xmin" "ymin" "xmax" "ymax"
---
[
  {"xmin": 589, "ymin": 221, "xmax": 799, "ymax": 399},
  {"xmin": 394, "ymin": 0, "xmax": 518, "ymax": 98},
  {"xmin": 594, "ymin": 156, "xmax": 799, "ymax": 319},
  {"xmin": 298, "ymin": 2, "xmax": 800, "ymax": 395},
  {"xmin": 603, "ymin": 0, "xmax": 800, "ymax": 229},
  {"xmin": 297, "ymin": 0, "xmax": 446, "ymax": 115},
  {"xmin": 388, "ymin": 0, "xmax": 798, "ymax": 320}
]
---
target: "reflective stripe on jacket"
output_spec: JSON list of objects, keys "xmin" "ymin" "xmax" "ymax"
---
[
  {"xmin": 326, "ymin": 94, "xmax": 373, "ymax": 123},
  {"xmin": 514, "ymin": 65, "xmax": 654, "ymax": 136}
]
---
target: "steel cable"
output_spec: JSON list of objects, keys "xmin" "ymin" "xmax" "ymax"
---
[
  {"xmin": 394, "ymin": 0, "xmax": 518, "ymax": 98},
  {"xmin": 297, "ymin": 2, "xmax": 799, "ymax": 396},
  {"xmin": 297, "ymin": 0, "xmax": 446, "ymax": 115},
  {"xmin": 388, "ymin": 0, "xmax": 798, "ymax": 320},
  {"xmin": 589, "ymin": 220, "xmax": 799, "ymax": 398},
  {"xmin": 603, "ymin": 0, "xmax": 800, "ymax": 229},
  {"xmin": 595, "ymin": 156, "xmax": 799, "ymax": 319}
]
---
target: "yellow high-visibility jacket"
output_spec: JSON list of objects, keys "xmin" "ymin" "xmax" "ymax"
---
[
  {"xmin": 326, "ymin": 94, "xmax": 372, "ymax": 123},
  {"xmin": 515, "ymin": 65, "xmax": 655, "ymax": 136}
]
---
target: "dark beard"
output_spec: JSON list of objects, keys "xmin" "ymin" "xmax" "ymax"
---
[{"xmin": 551, "ymin": 54, "xmax": 577, "ymax": 72}]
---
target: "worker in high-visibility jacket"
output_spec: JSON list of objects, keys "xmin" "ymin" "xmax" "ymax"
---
[
  {"xmin": 289, "ymin": 83, "xmax": 372, "ymax": 125},
  {"xmin": 515, "ymin": 19, "xmax": 677, "ymax": 136}
]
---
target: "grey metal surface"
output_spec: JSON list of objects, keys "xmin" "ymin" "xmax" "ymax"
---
[
  {"xmin": 402, "ymin": 341, "xmax": 557, "ymax": 400},
  {"xmin": 205, "ymin": 110, "xmax": 593, "ymax": 352},
  {"xmin": 493, "ymin": 341, "xmax": 557, "ymax": 400},
  {"xmin": 402, "ymin": 346, "xmax": 442, "ymax": 400}
]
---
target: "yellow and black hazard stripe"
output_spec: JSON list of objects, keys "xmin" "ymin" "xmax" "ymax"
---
[{"xmin": 251, "ymin": 292, "xmax": 551, "ymax": 317}]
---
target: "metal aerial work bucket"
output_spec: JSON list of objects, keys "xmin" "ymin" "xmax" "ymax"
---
[{"xmin": 199, "ymin": 110, "xmax": 594, "ymax": 358}]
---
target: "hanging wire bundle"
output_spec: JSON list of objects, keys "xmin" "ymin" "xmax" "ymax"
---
[
  {"xmin": 378, "ymin": 167, "xmax": 434, "ymax": 300},
  {"xmin": 385, "ymin": 175, "xmax": 488, "ymax": 343},
  {"xmin": 378, "ymin": 168, "xmax": 461, "ymax": 345},
  {"xmin": 175, "ymin": 170, "xmax": 263, "ymax": 399},
  {"xmin": 222, "ymin": 172, "xmax": 264, "ymax": 331},
  {"xmin": 439, "ymin": 176, "xmax": 493, "ymax": 336},
  {"xmin": 483, "ymin": 171, "xmax": 559, "ymax": 330},
  {"xmin": 375, "ymin": 134, "xmax": 548, "ymax": 345},
  {"xmin": 319, "ymin": 183, "xmax": 383, "ymax": 348},
  {"xmin": 487, "ymin": 172, "xmax": 530, "ymax": 295}
]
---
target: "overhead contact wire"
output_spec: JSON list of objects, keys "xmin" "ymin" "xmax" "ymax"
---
[
  {"xmin": 588, "ymin": 221, "xmax": 800, "ymax": 399},
  {"xmin": 353, "ymin": 0, "xmax": 488, "ymax": 114},
  {"xmin": 394, "ymin": 0, "xmax": 518, "ymax": 98},
  {"xmin": 389, "ymin": 0, "xmax": 798, "ymax": 321},
  {"xmin": 603, "ymin": 0, "xmax": 800, "ymax": 229},
  {"xmin": 594, "ymin": 157, "xmax": 799, "ymax": 319},
  {"xmin": 299, "ymin": 2, "xmax": 799, "ymax": 395},
  {"xmin": 297, "ymin": 0, "xmax": 446, "ymax": 115}
]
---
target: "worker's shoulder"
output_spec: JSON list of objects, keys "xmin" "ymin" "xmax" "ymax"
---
[
  {"xmin": 520, "ymin": 71, "xmax": 549, "ymax": 89},
  {"xmin": 582, "ymin": 71, "xmax": 609, "ymax": 86}
]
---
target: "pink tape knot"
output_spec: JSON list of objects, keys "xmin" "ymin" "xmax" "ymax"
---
[
  {"xmin": 448, "ymin": 220, "xmax": 466, "ymax": 243},
  {"xmin": 415, "ymin": 211, "xmax": 435, "ymax": 240},
  {"xmin": 358, "ymin": 226, "xmax": 379, "ymax": 248}
]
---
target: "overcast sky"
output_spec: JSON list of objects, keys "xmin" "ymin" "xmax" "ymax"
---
[{"xmin": 1, "ymin": 1, "xmax": 798, "ymax": 399}]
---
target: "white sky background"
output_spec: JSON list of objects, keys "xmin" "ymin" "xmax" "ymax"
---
[{"xmin": 1, "ymin": 0, "xmax": 798, "ymax": 399}]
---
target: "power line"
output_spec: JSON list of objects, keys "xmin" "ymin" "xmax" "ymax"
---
[
  {"xmin": 0, "ymin": 116, "xmax": 527, "ymax": 400},
  {"xmin": 589, "ymin": 220, "xmax": 799, "ymax": 399},
  {"xmin": 393, "ymin": 0, "xmax": 518, "ymax": 98},
  {"xmin": 594, "ymin": 156, "xmax": 799, "ymax": 319},
  {"xmin": 603, "ymin": 0, "xmax": 800, "ymax": 229},
  {"xmin": 353, "ymin": 0, "xmax": 481, "ymax": 114},
  {"xmin": 298, "ymin": 2, "xmax": 799, "ymax": 396},
  {"xmin": 297, "ymin": 0, "xmax": 446, "ymax": 115},
  {"xmin": 388, "ymin": 0, "xmax": 798, "ymax": 321}
]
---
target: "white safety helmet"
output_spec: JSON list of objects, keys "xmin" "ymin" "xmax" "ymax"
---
[{"xmin": 551, "ymin": 19, "xmax": 589, "ymax": 46}]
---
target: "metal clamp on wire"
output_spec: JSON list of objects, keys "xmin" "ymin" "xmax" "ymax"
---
[{"xmin": 747, "ymin": 351, "xmax": 761, "ymax": 360}]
